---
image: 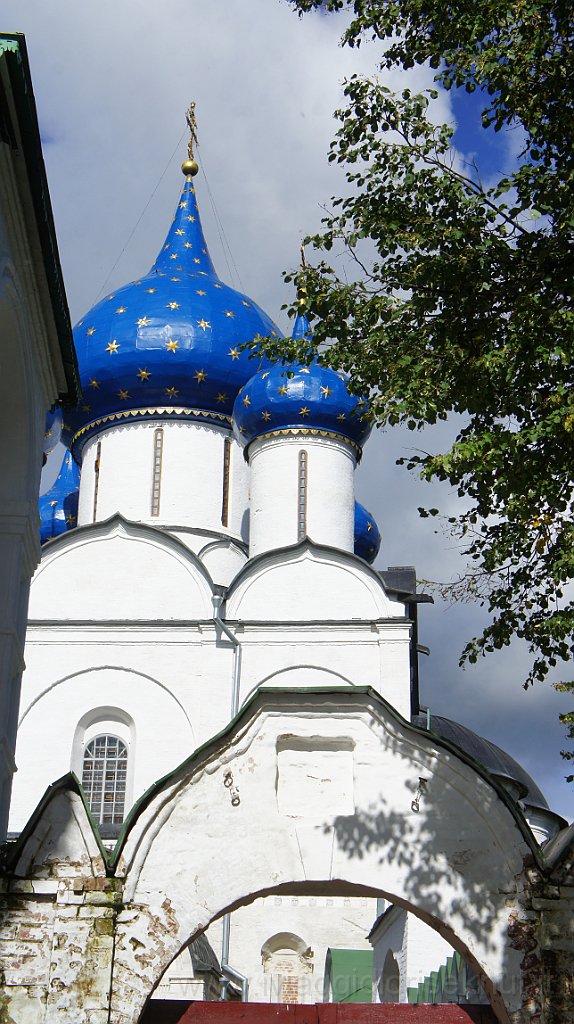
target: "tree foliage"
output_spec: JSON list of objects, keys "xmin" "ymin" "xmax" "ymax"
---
[{"xmin": 260, "ymin": 0, "xmax": 574, "ymax": 768}]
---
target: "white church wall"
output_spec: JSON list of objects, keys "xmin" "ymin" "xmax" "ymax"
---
[
  {"xmin": 370, "ymin": 905, "xmax": 407, "ymax": 1002},
  {"xmin": 78, "ymin": 421, "xmax": 249, "ymax": 539},
  {"xmin": 237, "ymin": 623, "xmax": 412, "ymax": 721},
  {"xmin": 248, "ymin": 435, "xmax": 356, "ymax": 557},
  {"xmin": 208, "ymin": 893, "xmax": 375, "ymax": 1003},
  {"xmin": 197, "ymin": 538, "xmax": 248, "ymax": 586},
  {"xmin": 227, "ymin": 546, "xmax": 406, "ymax": 622},
  {"xmin": 8, "ymin": 627, "xmax": 236, "ymax": 834},
  {"xmin": 28, "ymin": 519, "xmax": 214, "ymax": 621}
]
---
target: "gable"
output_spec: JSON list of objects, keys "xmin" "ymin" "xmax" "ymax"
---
[{"xmin": 29, "ymin": 517, "xmax": 214, "ymax": 621}]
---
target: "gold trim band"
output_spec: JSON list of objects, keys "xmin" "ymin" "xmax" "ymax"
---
[{"xmin": 71, "ymin": 405, "xmax": 232, "ymax": 451}]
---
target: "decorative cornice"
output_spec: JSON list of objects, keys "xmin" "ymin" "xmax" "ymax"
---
[
  {"xmin": 246, "ymin": 426, "xmax": 361, "ymax": 460},
  {"xmin": 71, "ymin": 404, "xmax": 232, "ymax": 453}
]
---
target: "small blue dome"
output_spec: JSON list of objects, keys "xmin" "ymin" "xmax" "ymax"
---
[
  {"xmin": 39, "ymin": 450, "xmax": 80, "ymax": 544},
  {"xmin": 354, "ymin": 501, "xmax": 381, "ymax": 563},
  {"xmin": 44, "ymin": 407, "xmax": 63, "ymax": 458},
  {"xmin": 63, "ymin": 172, "xmax": 279, "ymax": 453},
  {"xmin": 232, "ymin": 313, "xmax": 371, "ymax": 455}
]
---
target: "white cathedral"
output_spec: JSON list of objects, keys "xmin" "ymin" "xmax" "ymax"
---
[{"xmin": 7, "ymin": 129, "xmax": 566, "ymax": 1018}]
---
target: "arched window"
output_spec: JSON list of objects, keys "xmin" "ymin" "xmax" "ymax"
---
[{"xmin": 81, "ymin": 734, "xmax": 128, "ymax": 826}]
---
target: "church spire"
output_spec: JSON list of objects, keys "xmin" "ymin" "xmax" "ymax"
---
[{"xmin": 150, "ymin": 103, "xmax": 216, "ymax": 277}]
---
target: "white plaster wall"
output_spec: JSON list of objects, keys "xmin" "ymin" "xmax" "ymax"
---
[
  {"xmin": 405, "ymin": 912, "xmax": 454, "ymax": 992},
  {"xmin": 28, "ymin": 520, "xmax": 214, "ymax": 621},
  {"xmin": 113, "ymin": 693, "xmax": 533, "ymax": 1023},
  {"xmin": 8, "ymin": 625, "xmax": 234, "ymax": 833},
  {"xmin": 78, "ymin": 421, "xmax": 249, "ymax": 540},
  {"xmin": 227, "ymin": 547, "xmax": 407, "ymax": 622},
  {"xmin": 249, "ymin": 435, "xmax": 356, "ymax": 557},
  {"xmin": 370, "ymin": 906, "xmax": 407, "ymax": 1002},
  {"xmin": 0, "ymin": 142, "xmax": 69, "ymax": 837},
  {"xmin": 204, "ymin": 894, "xmax": 376, "ymax": 1003},
  {"xmin": 237, "ymin": 624, "xmax": 412, "ymax": 721}
]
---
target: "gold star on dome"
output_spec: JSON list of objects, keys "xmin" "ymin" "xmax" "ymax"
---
[
  {"xmin": 165, "ymin": 386, "xmax": 179, "ymax": 398},
  {"xmin": 300, "ymin": 368, "xmax": 310, "ymax": 374},
  {"xmin": 197, "ymin": 319, "xmax": 210, "ymax": 331},
  {"xmin": 299, "ymin": 406, "xmax": 310, "ymax": 417},
  {"xmin": 278, "ymin": 384, "xmax": 289, "ymax": 395},
  {"xmin": 261, "ymin": 371, "xmax": 270, "ymax": 379},
  {"xmin": 106, "ymin": 341, "xmax": 120, "ymax": 354},
  {"xmin": 65, "ymin": 514, "xmax": 76, "ymax": 527},
  {"xmin": 171, "ymin": 277, "xmax": 181, "ymax": 282},
  {"xmin": 145, "ymin": 288, "xmax": 157, "ymax": 294},
  {"xmin": 179, "ymin": 201, "xmax": 188, "ymax": 209},
  {"xmin": 118, "ymin": 389, "xmax": 129, "ymax": 400},
  {"xmin": 193, "ymin": 258, "xmax": 201, "ymax": 264},
  {"xmin": 213, "ymin": 282, "xmax": 222, "ymax": 288},
  {"xmin": 89, "ymin": 378, "xmax": 100, "ymax": 389},
  {"xmin": 194, "ymin": 369, "xmax": 207, "ymax": 383},
  {"xmin": 165, "ymin": 338, "xmax": 180, "ymax": 353},
  {"xmin": 107, "ymin": 294, "xmax": 115, "ymax": 301},
  {"xmin": 271, "ymin": 330, "xmax": 278, "ymax": 337},
  {"xmin": 134, "ymin": 281, "xmax": 142, "ymax": 286},
  {"xmin": 170, "ymin": 253, "xmax": 178, "ymax": 260},
  {"xmin": 137, "ymin": 316, "xmax": 151, "ymax": 327},
  {"xmin": 367, "ymin": 522, "xmax": 373, "ymax": 532},
  {"xmin": 242, "ymin": 394, "xmax": 251, "ymax": 407},
  {"xmin": 49, "ymin": 499, "xmax": 58, "ymax": 507},
  {"xmin": 216, "ymin": 392, "xmax": 228, "ymax": 404},
  {"xmin": 166, "ymin": 301, "xmax": 180, "ymax": 310},
  {"xmin": 320, "ymin": 386, "xmax": 333, "ymax": 398},
  {"xmin": 184, "ymin": 242, "xmax": 193, "ymax": 249},
  {"xmin": 228, "ymin": 348, "xmax": 240, "ymax": 360},
  {"xmin": 224, "ymin": 310, "xmax": 235, "ymax": 319},
  {"xmin": 82, "ymin": 404, "xmax": 91, "ymax": 413},
  {"xmin": 87, "ymin": 327, "xmax": 96, "ymax": 336},
  {"xmin": 337, "ymin": 413, "xmax": 346, "ymax": 422},
  {"xmin": 164, "ymin": 244, "xmax": 170, "ymax": 250},
  {"xmin": 137, "ymin": 368, "xmax": 151, "ymax": 381},
  {"xmin": 202, "ymin": 248, "xmax": 207, "ymax": 255},
  {"xmin": 115, "ymin": 306, "xmax": 127, "ymax": 314},
  {"xmin": 196, "ymin": 289, "xmax": 206, "ymax": 296},
  {"xmin": 261, "ymin": 410, "xmax": 271, "ymax": 421},
  {"xmin": 175, "ymin": 229, "xmax": 184, "ymax": 236},
  {"xmin": 187, "ymin": 215, "xmax": 196, "ymax": 222},
  {"xmin": 241, "ymin": 301, "xmax": 250, "ymax": 308}
]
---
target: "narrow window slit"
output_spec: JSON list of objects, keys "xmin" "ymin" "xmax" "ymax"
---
[
  {"xmin": 151, "ymin": 428, "xmax": 164, "ymax": 516},
  {"xmin": 297, "ymin": 450, "xmax": 308, "ymax": 540},
  {"xmin": 92, "ymin": 440, "xmax": 102, "ymax": 522},
  {"xmin": 221, "ymin": 437, "xmax": 231, "ymax": 526}
]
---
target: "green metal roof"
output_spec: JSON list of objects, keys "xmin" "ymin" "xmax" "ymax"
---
[{"xmin": 324, "ymin": 948, "xmax": 373, "ymax": 1003}]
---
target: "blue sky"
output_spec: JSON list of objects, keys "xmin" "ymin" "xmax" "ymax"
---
[{"xmin": 5, "ymin": 0, "xmax": 571, "ymax": 821}]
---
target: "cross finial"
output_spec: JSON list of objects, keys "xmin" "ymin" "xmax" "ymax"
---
[
  {"xmin": 182, "ymin": 103, "xmax": 199, "ymax": 177},
  {"xmin": 186, "ymin": 102, "xmax": 198, "ymax": 161}
]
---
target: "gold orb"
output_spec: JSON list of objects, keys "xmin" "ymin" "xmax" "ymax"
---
[{"xmin": 181, "ymin": 159, "xmax": 199, "ymax": 177}]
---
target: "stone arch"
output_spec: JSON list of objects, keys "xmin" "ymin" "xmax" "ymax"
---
[{"xmin": 110, "ymin": 688, "xmax": 538, "ymax": 1024}]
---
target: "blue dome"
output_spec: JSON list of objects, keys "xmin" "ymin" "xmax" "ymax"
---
[
  {"xmin": 44, "ymin": 406, "xmax": 63, "ymax": 458},
  {"xmin": 354, "ymin": 501, "xmax": 381, "ymax": 563},
  {"xmin": 39, "ymin": 450, "xmax": 80, "ymax": 544},
  {"xmin": 232, "ymin": 313, "xmax": 372, "ymax": 455},
  {"xmin": 63, "ymin": 172, "xmax": 280, "ymax": 453}
]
